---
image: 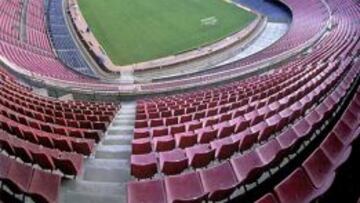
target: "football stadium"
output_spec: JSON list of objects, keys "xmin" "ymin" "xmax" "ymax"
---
[{"xmin": 0, "ymin": 0, "xmax": 359, "ymax": 202}]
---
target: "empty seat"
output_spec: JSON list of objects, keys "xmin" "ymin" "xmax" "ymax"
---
[
  {"xmin": 6, "ymin": 160, "xmax": 33, "ymax": 194},
  {"xmin": 199, "ymin": 162, "xmax": 237, "ymax": 201},
  {"xmin": 185, "ymin": 144, "xmax": 215, "ymax": 168},
  {"xmin": 132, "ymin": 137, "xmax": 152, "ymax": 154},
  {"xmin": 255, "ymin": 193, "xmax": 278, "ymax": 203},
  {"xmin": 274, "ymin": 168, "xmax": 335, "ymax": 203},
  {"xmin": 320, "ymin": 132, "xmax": 352, "ymax": 168},
  {"xmin": 159, "ymin": 149, "xmax": 188, "ymax": 175},
  {"xmin": 165, "ymin": 172, "xmax": 207, "ymax": 203},
  {"xmin": 28, "ymin": 170, "xmax": 61, "ymax": 203},
  {"xmin": 230, "ymin": 150, "xmax": 264, "ymax": 185},
  {"xmin": 131, "ymin": 152, "xmax": 157, "ymax": 179},
  {"xmin": 127, "ymin": 179, "xmax": 167, "ymax": 203},
  {"xmin": 153, "ymin": 135, "xmax": 175, "ymax": 152},
  {"xmin": 302, "ymin": 149, "xmax": 334, "ymax": 189}
]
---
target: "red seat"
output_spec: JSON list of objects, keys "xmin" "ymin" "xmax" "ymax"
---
[
  {"xmin": 28, "ymin": 169, "xmax": 61, "ymax": 203},
  {"xmin": 0, "ymin": 154, "xmax": 12, "ymax": 180},
  {"xmin": 127, "ymin": 179, "xmax": 167, "ymax": 203},
  {"xmin": 214, "ymin": 122, "xmax": 235, "ymax": 138},
  {"xmin": 320, "ymin": 132, "xmax": 352, "ymax": 168},
  {"xmin": 185, "ymin": 144, "xmax": 215, "ymax": 168},
  {"xmin": 159, "ymin": 148, "xmax": 188, "ymax": 175},
  {"xmin": 255, "ymin": 193, "xmax": 278, "ymax": 203},
  {"xmin": 52, "ymin": 153, "xmax": 83, "ymax": 176},
  {"xmin": 6, "ymin": 160, "xmax": 33, "ymax": 194},
  {"xmin": 165, "ymin": 172, "xmax": 207, "ymax": 203},
  {"xmin": 303, "ymin": 149, "xmax": 334, "ymax": 189},
  {"xmin": 30, "ymin": 146, "xmax": 56, "ymax": 171},
  {"xmin": 152, "ymin": 126, "xmax": 169, "ymax": 137},
  {"xmin": 199, "ymin": 162, "xmax": 237, "ymax": 201},
  {"xmin": 195, "ymin": 127, "xmax": 217, "ymax": 143},
  {"xmin": 333, "ymin": 120, "xmax": 353, "ymax": 145},
  {"xmin": 131, "ymin": 137, "xmax": 152, "ymax": 154},
  {"xmin": 71, "ymin": 139, "xmax": 94, "ymax": 156},
  {"xmin": 276, "ymin": 127, "xmax": 298, "ymax": 150},
  {"xmin": 52, "ymin": 137, "xmax": 73, "ymax": 152},
  {"xmin": 237, "ymin": 129, "xmax": 259, "ymax": 151},
  {"xmin": 274, "ymin": 168, "xmax": 335, "ymax": 203},
  {"xmin": 256, "ymin": 139, "xmax": 284, "ymax": 167},
  {"xmin": 230, "ymin": 150, "xmax": 264, "ymax": 185},
  {"xmin": 12, "ymin": 139, "xmax": 33, "ymax": 163},
  {"xmin": 174, "ymin": 132, "xmax": 197, "ymax": 149},
  {"xmin": 153, "ymin": 135, "xmax": 175, "ymax": 152},
  {"xmin": 131, "ymin": 152, "xmax": 157, "ymax": 179},
  {"xmin": 133, "ymin": 128, "xmax": 150, "ymax": 139},
  {"xmin": 210, "ymin": 137, "xmax": 238, "ymax": 160},
  {"xmin": 293, "ymin": 119, "xmax": 312, "ymax": 139}
]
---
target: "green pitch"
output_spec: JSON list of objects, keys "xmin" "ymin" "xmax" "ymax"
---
[{"xmin": 78, "ymin": 0, "xmax": 256, "ymax": 66}]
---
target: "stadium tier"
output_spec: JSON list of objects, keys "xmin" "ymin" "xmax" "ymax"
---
[{"xmin": 0, "ymin": 0, "xmax": 359, "ymax": 202}]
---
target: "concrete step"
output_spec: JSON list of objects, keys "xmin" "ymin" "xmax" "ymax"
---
[
  {"xmin": 102, "ymin": 136, "xmax": 132, "ymax": 145},
  {"xmin": 60, "ymin": 180, "xmax": 125, "ymax": 203},
  {"xmin": 112, "ymin": 119, "xmax": 134, "ymax": 126},
  {"xmin": 83, "ymin": 159, "xmax": 130, "ymax": 182},
  {"xmin": 114, "ymin": 114, "xmax": 135, "ymax": 121},
  {"xmin": 107, "ymin": 126, "xmax": 133, "ymax": 136},
  {"xmin": 95, "ymin": 145, "xmax": 131, "ymax": 159}
]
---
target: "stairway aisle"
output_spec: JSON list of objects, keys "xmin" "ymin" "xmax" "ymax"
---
[{"xmin": 60, "ymin": 101, "xmax": 136, "ymax": 203}]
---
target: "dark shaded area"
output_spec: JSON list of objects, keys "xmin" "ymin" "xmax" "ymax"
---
[{"xmin": 319, "ymin": 138, "xmax": 360, "ymax": 203}]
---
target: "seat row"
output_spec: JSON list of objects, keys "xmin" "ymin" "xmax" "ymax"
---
[
  {"xmin": 0, "ymin": 154, "xmax": 61, "ymax": 203},
  {"xmin": 0, "ymin": 130, "xmax": 84, "ymax": 176}
]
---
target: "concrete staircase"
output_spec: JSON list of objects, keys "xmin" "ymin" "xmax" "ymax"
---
[{"xmin": 60, "ymin": 102, "xmax": 136, "ymax": 203}]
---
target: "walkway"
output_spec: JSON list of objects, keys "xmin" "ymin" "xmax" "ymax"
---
[{"xmin": 60, "ymin": 102, "xmax": 136, "ymax": 203}]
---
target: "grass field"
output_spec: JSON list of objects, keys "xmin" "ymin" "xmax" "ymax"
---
[{"xmin": 78, "ymin": 0, "xmax": 256, "ymax": 66}]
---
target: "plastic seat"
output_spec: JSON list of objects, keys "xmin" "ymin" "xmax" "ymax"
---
[
  {"xmin": 165, "ymin": 172, "xmax": 207, "ymax": 203},
  {"xmin": 0, "ymin": 154, "xmax": 12, "ymax": 180},
  {"xmin": 53, "ymin": 137, "xmax": 73, "ymax": 152},
  {"xmin": 320, "ymin": 132, "xmax": 352, "ymax": 168},
  {"xmin": 303, "ymin": 149, "xmax": 334, "ymax": 189},
  {"xmin": 52, "ymin": 153, "xmax": 83, "ymax": 176},
  {"xmin": 71, "ymin": 139, "xmax": 94, "ymax": 156},
  {"xmin": 211, "ymin": 137, "xmax": 238, "ymax": 160},
  {"xmin": 131, "ymin": 152, "xmax": 157, "ymax": 179},
  {"xmin": 333, "ymin": 121, "xmax": 353, "ymax": 145},
  {"xmin": 255, "ymin": 193, "xmax": 278, "ymax": 203},
  {"xmin": 199, "ymin": 162, "xmax": 237, "ymax": 201},
  {"xmin": 276, "ymin": 127, "xmax": 299, "ymax": 150},
  {"xmin": 133, "ymin": 128, "xmax": 150, "ymax": 139},
  {"xmin": 236, "ymin": 129, "xmax": 259, "ymax": 151},
  {"xmin": 274, "ymin": 168, "xmax": 335, "ymax": 203},
  {"xmin": 196, "ymin": 127, "xmax": 217, "ymax": 143},
  {"xmin": 174, "ymin": 132, "xmax": 197, "ymax": 149},
  {"xmin": 6, "ymin": 160, "xmax": 33, "ymax": 194},
  {"xmin": 152, "ymin": 126, "xmax": 169, "ymax": 137},
  {"xmin": 215, "ymin": 122, "xmax": 235, "ymax": 138},
  {"xmin": 230, "ymin": 150, "xmax": 264, "ymax": 185},
  {"xmin": 293, "ymin": 119, "xmax": 312, "ymax": 139},
  {"xmin": 132, "ymin": 137, "xmax": 152, "ymax": 154},
  {"xmin": 30, "ymin": 146, "xmax": 56, "ymax": 171},
  {"xmin": 185, "ymin": 144, "xmax": 215, "ymax": 168},
  {"xmin": 127, "ymin": 179, "xmax": 167, "ymax": 203},
  {"xmin": 153, "ymin": 135, "xmax": 175, "ymax": 152},
  {"xmin": 256, "ymin": 139, "xmax": 284, "ymax": 167},
  {"xmin": 28, "ymin": 169, "xmax": 61, "ymax": 203},
  {"xmin": 159, "ymin": 149, "xmax": 188, "ymax": 175}
]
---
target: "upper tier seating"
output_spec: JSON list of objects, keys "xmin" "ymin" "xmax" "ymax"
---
[{"xmin": 47, "ymin": 0, "xmax": 96, "ymax": 77}]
